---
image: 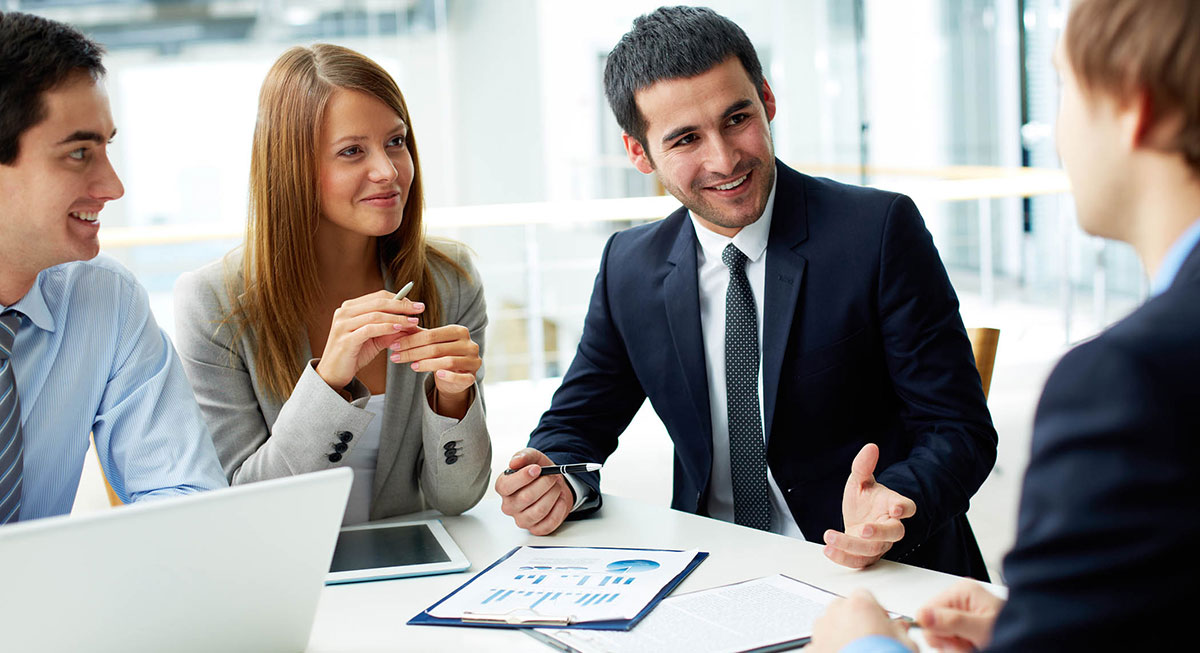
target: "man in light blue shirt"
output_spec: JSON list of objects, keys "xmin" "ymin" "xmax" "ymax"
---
[
  {"xmin": 0, "ymin": 12, "xmax": 226, "ymax": 524},
  {"xmin": 809, "ymin": 0, "xmax": 1200, "ymax": 651}
]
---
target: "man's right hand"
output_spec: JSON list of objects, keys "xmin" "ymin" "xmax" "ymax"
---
[
  {"xmin": 495, "ymin": 448, "xmax": 575, "ymax": 536},
  {"xmin": 916, "ymin": 579, "xmax": 1005, "ymax": 652}
]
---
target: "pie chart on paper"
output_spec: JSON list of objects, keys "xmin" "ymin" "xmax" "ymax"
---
[{"xmin": 606, "ymin": 559, "xmax": 661, "ymax": 573}]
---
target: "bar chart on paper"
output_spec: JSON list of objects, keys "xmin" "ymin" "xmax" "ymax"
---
[
  {"xmin": 426, "ymin": 547, "xmax": 703, "ymax": 623},
  {"xmin": 480, "ymin": 588, "xmax": 625, "ymax": 611}
]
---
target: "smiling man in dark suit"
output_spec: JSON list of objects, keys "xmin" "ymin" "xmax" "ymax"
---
[{"xmin": 494, "ymin": 5, "xmax": 996, "ymax": 579}]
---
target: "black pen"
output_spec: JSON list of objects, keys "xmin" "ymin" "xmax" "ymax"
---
[{"xmin": 503, "ymin": 463, "xmax": 602, "ymax": 476}]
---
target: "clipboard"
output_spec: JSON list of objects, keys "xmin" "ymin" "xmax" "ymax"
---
[{"xmin": 408, "ymin": 546, "xmax": 708, "ymax": 631}]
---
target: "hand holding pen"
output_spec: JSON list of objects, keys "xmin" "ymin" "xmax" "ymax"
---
[
  {"xmin": 495, "ymin": 448, "xmax": 596, "ymax": 536},
  {"xmin": 314, "ymin": 281, "xmax": 424, "ymax": 392},
  {"xmin": 384, "ymin": 282, "xmax": 482, "ymax": 419}
]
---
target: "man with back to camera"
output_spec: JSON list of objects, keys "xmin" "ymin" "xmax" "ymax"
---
[
  {"xmin": 809, "ymin": 0, "xmax": 1200, "ymax": 650},
  {"xmin": 0, "ymin": 12, "xmax": 226, "ymax": 524},
  {"xmin": 494, "ymin": 5, "xmax": 997, "ymax": 579}
]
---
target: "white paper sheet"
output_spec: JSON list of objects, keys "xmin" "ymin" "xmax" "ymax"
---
[
  {"xmin": 531, "ymin": 574, "xmax": 841, "ymax": 653},
  {"xmin": 428, "ymin": 546, "xmax": 701, "ymax": 624}
]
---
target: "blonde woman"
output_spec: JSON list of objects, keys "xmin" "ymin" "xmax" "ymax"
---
[{"xmin": 174, "ymin": 45, "xmax": 490, "ymax": 524}]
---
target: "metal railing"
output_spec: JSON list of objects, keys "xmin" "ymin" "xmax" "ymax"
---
[{"xmin": 100, "ymin": 164, "xmax": 1104, "ymax": 382}]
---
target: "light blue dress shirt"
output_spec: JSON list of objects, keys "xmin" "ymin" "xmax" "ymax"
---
[
  {"xmin": 1149, "ymin": 217, "xmax": 1200, "ymax": 296},
  {"xmin": 1, "ymin": 255, "xmax": 226, "ymax": 521},
  {"xmin": 838, "ymin": 634, "xmax": 911, "ymax": 653}
]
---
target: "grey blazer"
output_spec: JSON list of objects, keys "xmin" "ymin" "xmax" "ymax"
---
[{"xmin": 173, "ymin": 243, "xmax": 491, "ymax": 519}]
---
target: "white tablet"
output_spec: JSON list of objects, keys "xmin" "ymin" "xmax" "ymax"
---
[{"xmin": 326, "ymin": 519, "xmax": 471, "ymax": 585}]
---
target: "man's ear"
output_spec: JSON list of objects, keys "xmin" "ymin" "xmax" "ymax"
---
[
  {"xmin": 1128, "ymin": 87, "xmax": 1185, "ymax": 153},
  {"xmin": 761, "ymin": 78, "xmax": 778, "ymax": 122},
  {"xmin": 622, "ymin": 133, "xmax": 655, "ymax": 174}
]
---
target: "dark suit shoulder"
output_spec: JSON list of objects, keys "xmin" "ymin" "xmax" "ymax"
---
[
  {"xmin": 780, "ymin": 162, "xmax": 911, "ymax": 214},
  {"xmin": 790, "ymin": 168, "xmax": 909, "ymax": 210},
  {"xmin": 777, "ymin": 164, "xmax": 926, "ymax": 254},
  {"xmin": 1101, "ymin": 276, "xmax": 1200, "ymax": 356},
  {"xmin": 1042, "ymin": 277, "xmax": 1200, "ymax": 431},
  {"xmin": 605, "ymin": 207, "xmax": 691, "ymax": 257}
]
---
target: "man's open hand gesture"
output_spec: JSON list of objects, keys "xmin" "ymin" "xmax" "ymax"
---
[{"xmin": 822, "ymin": 443, "xmax": 917, "ymax": 568}]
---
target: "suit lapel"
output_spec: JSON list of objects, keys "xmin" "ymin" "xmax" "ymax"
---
[
  {"xmin": 762, "ymin": 162, "xmax": 809, "ymax": 444},
  {"xmin": 662, "ymin": 209, "xmax": 713, "ymax": 455}
]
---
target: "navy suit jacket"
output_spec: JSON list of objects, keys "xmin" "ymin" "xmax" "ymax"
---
[
  {"xmin": 987, "ymin": 240, "xmax": 1200, "ymax": 650},
  {"xmin": 530, "ymin": 161, "xmax": 997, "ymax": 579}
]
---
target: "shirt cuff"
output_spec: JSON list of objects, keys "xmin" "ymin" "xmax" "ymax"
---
[
  {"xmin": 839, "ymin": 635, "xmax": 910, "ymax": 653},
  {"xmin": 563, "ymin": 473, "xmax": 590, "ymax": 511}
]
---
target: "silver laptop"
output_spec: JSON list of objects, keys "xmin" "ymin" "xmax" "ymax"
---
[{"xmin": 0, "ymin": 467, "xmax": 352, "ymax": 653}]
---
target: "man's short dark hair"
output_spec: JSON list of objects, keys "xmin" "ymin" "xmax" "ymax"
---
[
  {"xmin": 0, "ymin": 12, "xmax": 106, "ymax": 165},
  {"xmin": 603, "ymin": 5, "xmax": 765, "ymax": 148}
]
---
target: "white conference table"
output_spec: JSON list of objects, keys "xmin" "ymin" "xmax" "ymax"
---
[{"xmin": 306, "ymin": 494, "xmax": 992, "ymax": 651}]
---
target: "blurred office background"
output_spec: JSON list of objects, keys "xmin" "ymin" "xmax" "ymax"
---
[{"xmin": 28, "ymin": 0, "xmax": 1138, "ymax": 580}]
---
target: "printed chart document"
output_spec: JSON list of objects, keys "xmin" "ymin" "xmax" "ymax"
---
[
  {"xmin": 416, "ymin": 546, "xmax": 706, "ymax": 627},
  {"xmin": 529, "ymin": 574, "xmax": 845, "ymax": 652}
]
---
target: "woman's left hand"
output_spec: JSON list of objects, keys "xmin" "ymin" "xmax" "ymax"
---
[{"xmin": 388, "ymin": 324, "xmax": 480, "ymax": 419}]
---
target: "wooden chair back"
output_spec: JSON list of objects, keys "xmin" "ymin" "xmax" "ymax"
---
[{"xmin": 967, "ymin": 327, "xmax": 1001, "ymax": 399}]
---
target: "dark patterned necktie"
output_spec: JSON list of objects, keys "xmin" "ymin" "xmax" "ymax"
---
[
  {"xmin": 0, "ymin": 310, "xmax": 24, "ymax": 524},
  {"xmin": 722, "ymin": 244, "xmax": 771, "ymax": 531}
]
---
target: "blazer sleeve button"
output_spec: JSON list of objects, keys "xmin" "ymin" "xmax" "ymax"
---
[
  {"xmin": 445, "ymin": 454, "xmax": 459, "ymax": 465},
  {"xmin": 333, "ymin": 441, "xmax": 348, "ymax": 454},
  {"xmin": 337, "ymin": 431, "xmax": 354, "ymax": 443},
  {"xmin": 328, "ymin": 452, "xmax": 343, "ymax": 463}
]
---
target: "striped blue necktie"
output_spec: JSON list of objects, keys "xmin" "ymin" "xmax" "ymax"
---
[
  {"xmin": 722, "ymin": 244, "xmax": 771, "ymax": 531},
  {"xmin": 0, "ymin": 310, "xmax": 24, "ymax": 525}
]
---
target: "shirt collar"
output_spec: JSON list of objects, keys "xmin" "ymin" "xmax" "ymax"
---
[
  {"xmin": 1, "ymin": 268, "xmax": 57, "ymax": 333},
  {"xmin": 689, "ymin": 178, "xmax": 778, "ymax": 264},
  {"xmin": 1150, "ymin": 216, "xmax": 1200, "ymax": 296}
]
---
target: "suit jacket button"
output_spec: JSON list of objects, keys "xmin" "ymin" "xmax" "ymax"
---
[
  {"xmin": 338, "ymin": 431, "xmax": 353, "ymax": 443},
  {"xmin": 443, "ymin": 441, "xmax": 457, "ymax": 451},
  {"xmin": 333, "ymin": 441, "xmax": 348, "ymax": 454},
  {"xmin": 328, "ymin": 452, "xmax": 343, "ymax": 463},
  {"xmin": 445, "ymin": 454, "xmax": 458, "ymax": 465}
]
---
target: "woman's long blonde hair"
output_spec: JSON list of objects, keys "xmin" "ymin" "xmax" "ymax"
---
[{"xmin": 231, "ymin": 44, "xmax": 463, "ymax": 400}]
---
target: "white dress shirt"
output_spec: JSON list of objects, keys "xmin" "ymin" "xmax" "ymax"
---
[{"xmin": 688, "ymin": 182, "xmax": 803, "ymax": 538}]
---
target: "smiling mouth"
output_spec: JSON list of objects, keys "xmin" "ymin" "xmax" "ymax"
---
[
  {"xmin": 707, "ymin": 173, "xmax": 749, "ymax": 191},
  {"xmin": 70, "ymin": 211, "xmax": 99, "ymax": 222},
  {"xmin": 362, "ymin": 192, "xmax": 400, "ymax": 202}
]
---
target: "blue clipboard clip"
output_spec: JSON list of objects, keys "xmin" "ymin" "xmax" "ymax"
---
[{"xmin": 461, "ymin": 608, "xmax": 576, "ymax": 626}]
